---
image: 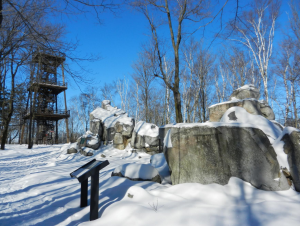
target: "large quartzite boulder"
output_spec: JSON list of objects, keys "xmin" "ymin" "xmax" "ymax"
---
[
  {"xmin": 280, "ymin": 129, "xmax": 300, "ymax": 192},
  {"xmin": 131, "ymin": 121, "xmax": 160, "ymax": 154},
  {"xmin": 164, "ymin": 124, "xmax": 290, "ymax": 191},
  {"xmin": 229, "ymin": 84, "xmax": 260, "ymax": 100}
]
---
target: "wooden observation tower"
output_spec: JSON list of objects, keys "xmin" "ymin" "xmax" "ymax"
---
[{"xmin": 23, "ymin": 51, "xmax": 70, "ymax": 147}]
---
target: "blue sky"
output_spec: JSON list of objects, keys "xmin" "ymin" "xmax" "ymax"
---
[
  {"xmin": 57, "ymin": 0, "xmax": 292, "ymax": 103},
  {"xmin": 57, "ymin": 4, "xmax": 150, "ymax": 99}
]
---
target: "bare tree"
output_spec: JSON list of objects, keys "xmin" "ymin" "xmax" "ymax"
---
[
  {"xmin": 0, "ymin": 0, "xmax": 64, "ymax": 149},
  {"xmin": 183, "ymin": 39, "xmax": 214, "ymax": 122},
  {"xmin": 228, "ymin": 0, "xmax": 281, "ymax": 102},
  {"xmin": 130, "ymin": 0, "xmax": 224, "ymax": 123},
  {"xmin": 131, "ymin": 47, "xmax": 156, "ymax": 122},
  {"xmin": 116, "ymin": 77, "xmax": 129, "ymax": 112}
]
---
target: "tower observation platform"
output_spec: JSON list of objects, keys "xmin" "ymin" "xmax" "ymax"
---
[{"xmin": 23, "ymin": 51, "xmax": 70, "ymax": 147}]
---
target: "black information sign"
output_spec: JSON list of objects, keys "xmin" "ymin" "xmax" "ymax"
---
[{"xmin": 70, "ymin": 159, "xmax": 109, "ymax": 221}]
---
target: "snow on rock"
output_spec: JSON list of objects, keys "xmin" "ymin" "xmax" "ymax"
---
[
  {"xmin": 159, "ymin": 123, "xmax": 176, "ymax": 148},
  {"xmin": 209, "ymin": 84, "xmax": 274, "ymax": 122},
  {"xmin": 163, "ymin": 129, "xmax": 172, "ymax": 149},
  {"xmin": 166, "ymin": 118, "xmax": 281, "ymax": 145},
  {"xmin": 208, "ymin": 98, "xmax": 257, "ymax": 109},
  {"xmin": 150, "ymin": 153, "xmax": 171, "ymax": 184},
  {"xmin": 80, "ymin": 147, "xmax": 95, "ymax": 156},
  {"xmin": 220, "ymin": 106, "xmax": 281, "ymax": 143},
  {"xmin": 236, "ymin": 84, "xmax": 258, "ymax": 91},
  {"xmin": 102, "ymin": 100, "xmax": 111, "ymax": 107},
  {"xmin": 229, "ymin": 84, "xmax": 260, "ymax": 100},
  {"xmin": 77, "ymin": 130, "xmax": 100, "ymax": 150},
  {"xmin": 134, "ymin": 121, "xmax": 159, "ymax": 138},
  {"xmin": 112, "ymin": 163, "xmax": 161, "ymax": 183},
  {"xmin": 66, "ymin": 142, "xmax": 78, "ymax": 154},
  {"xmin": 274, "ymin": 126, "xmax": 300, "ymax": 142},
  {"xmin": 131, "ymin": 121, "xmax": 160, "ymax": 152},
  {"xmin": 272, "ymin": 127, "xmax": 300, "ymax": 169},
  {"xmin": 89, "ymin": 101, "xmax": 135, "ymax": 149},
  {"xmin": 271, "ymin": 120, "xmax": 284, "ymax": 131},
  {"xmin": 90, "ymin": 107, "xmax": 128, "ymax": 128}
]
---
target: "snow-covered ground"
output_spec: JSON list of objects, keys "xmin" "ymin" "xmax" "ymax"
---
[{"xmin": 1, "ymin": 144, "xmax": 300, "ymax": 226}]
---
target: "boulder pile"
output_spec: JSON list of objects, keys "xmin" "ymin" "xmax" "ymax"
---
[
  {"xmin": 209, "ymin": 84, "xmax": 275, "ymax": 122},
  {"xmin": 89, "ymin": 100, "xmax": 135, "ymax": 147},
  {"xmin": 67, "ymin": 100, "xmax": 161, "ymax": 155}
]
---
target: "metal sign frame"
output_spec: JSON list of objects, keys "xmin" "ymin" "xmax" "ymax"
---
[{"xmin": 70, "ymin": 159, "xmax": 109, "ymax": 221}]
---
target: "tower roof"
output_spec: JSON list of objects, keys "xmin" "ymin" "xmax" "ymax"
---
[{"xmin": 32, "ymin": 51, "xmax": 66, "ymax": 67}]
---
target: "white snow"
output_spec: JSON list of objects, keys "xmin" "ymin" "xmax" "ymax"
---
[
  {"xmin": 272, "ymin": 127, "xmax": 300, "ymax": 169},
  {"xmin": 220, "ymin": 107, "xmax": 282, "ymax": 143},
  {"xmin": 236, "ymin": 84, "xmax": 257, "ymax": 91},
  {"xmin": 170, "ymin": 112, "xmax": 281, "ymax": 144},
  {"xmin": 159, "ymin": 123, "xmax": 176, "ymax": 128},
  {"xmin": 165, "ymin": 107, "xmax": 281, "ymax": 144},
  {"xmin": 134, "ymin": 121, "xmax": 159, "ymax": 137},
  {"xmin": 82, "ymin": 147, "xmax": 94, "ymax": 154},
  {"xmin": 150, "ymin": 153, "xmax": 171, "ymax": 184},
  {"xmin": 208, "ymin": 98, "xmax": 259, "ymax": 109},
  {"xmin": 86, "ymin": 138, "xmax": 98, "ymax": 146},
  {"xmin": 1, "ymin": 142, "xmax": 300, "ymax": 226},
  {"xmin": 113, "ymin": 163, "xmax": 159, "ymax": 180},
  {"xmin": 102, "ymin": 100, "xmax": 111, "ymax": 106},
  {"xmin": 90, "ymin": 106, "xmax": 133, "ymax": 128},
  {"xmin": 163, "ymin": 129, "xmax": 173, "ymax": 148},
  {"xmin": 165, "ymin": 108, "xmax": 281, "ymax": 145}
]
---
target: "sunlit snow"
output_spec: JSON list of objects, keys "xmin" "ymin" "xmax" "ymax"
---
[{"xmin": 1, "ymin": 144, "xmax": 300, "ymax": 226}]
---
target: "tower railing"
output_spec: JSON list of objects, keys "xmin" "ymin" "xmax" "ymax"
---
[
  {"xmin": 23, "ymin": 109, "xmax": 70, "ymax": 117},
  {"xmin": 28, "ymin": 80, "xmax": 67, "ymax": 88}
]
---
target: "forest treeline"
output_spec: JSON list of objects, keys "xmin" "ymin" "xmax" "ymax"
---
[{"xmin": 1, "ymin": 0, "xmax": 300, "ymax": 147}]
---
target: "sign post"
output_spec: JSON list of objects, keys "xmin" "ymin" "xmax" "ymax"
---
[{"xmin": 70, "ymin": 159, "xmax": 109, "ymax": 221}]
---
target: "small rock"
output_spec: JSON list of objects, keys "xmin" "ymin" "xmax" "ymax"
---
[
  {"xmin": 67, "ymin": 147, "xmax": 78, "ymax": 154},
  {"xmin": 128, "ymin": 193, "xmax": 134, "ymax": 198}
]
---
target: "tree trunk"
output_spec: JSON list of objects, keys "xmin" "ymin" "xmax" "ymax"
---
[
  {"xmin": 1, "ymin": 75, "xmax": 15, "ymax": 150},
  {"xmin": 173, "ymin": 90, "xmax": 183, "ymax": 123},
  {"xmin": 0, "ymin": 0, "xmax": 3, "ymax": 28},
  {"xmin": 291, "ymin": 81, "xmax": 298, "ymax": 128}
]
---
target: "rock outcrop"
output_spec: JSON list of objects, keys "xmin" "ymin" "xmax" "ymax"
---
[
  {"xmin": 163, "ymin": 124, "xmax": 290, "ymax": 191},
  {"xmin": 209, "ymin": 85, "xmax": 275, "ymax": 122},
  {"xmin": 281, "ymin": 129, "xmax": 300, "ymax": 192},
  {"xmin": 90, "ymin": 100, "xmax": 135, "ymax": 150}
]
